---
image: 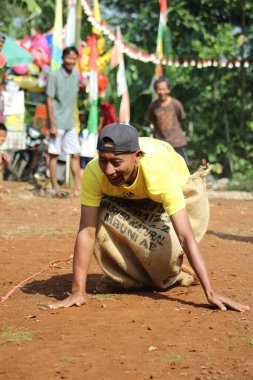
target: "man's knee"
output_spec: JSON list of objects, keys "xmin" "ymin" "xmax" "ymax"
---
[
  {"xmin": 49, "ymin": 153, "xmax": 59, "ymax": 160},
  {"xmin": 71, "ymin": 153, "xmax": 80, "ymax": 160}
]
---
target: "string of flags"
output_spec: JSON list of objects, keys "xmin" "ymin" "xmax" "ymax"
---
[{"xmin": 81, "ymin": 0, "xmax": 250, "ymax": 69}]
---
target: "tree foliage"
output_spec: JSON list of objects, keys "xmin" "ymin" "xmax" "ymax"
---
[
  {"xmin": 101, "ymin": 0, "xmax": 253, "ymax": 177},
  {"xmin": 1, "ymin": 0, "xmax": 253, "ymax": 178}
]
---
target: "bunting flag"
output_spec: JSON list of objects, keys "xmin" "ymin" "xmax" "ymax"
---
[
  {"xmin": 65, "ymin": 0, "xmax": 76, "ymax": 47},
  {"xmin": 111, "ymin": 27, "xmax": 130, "ymax": 123},
  {"xmin": 155, "ymin": 0, "xmax": 168, "ymax": 78},
  {"xmin": 81, "ymin": 0, "xmax": 251, "ymax": 69},
  {"xmin": 50, "ymin": 0, "xmax": 63, "ymax": 71},
  {"xmin": 87, "ymin": 34, "xmax": 99, "ymax": 156}
]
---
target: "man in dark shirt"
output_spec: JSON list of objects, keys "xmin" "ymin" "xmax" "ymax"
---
[{"xmin": 148, "ymin": 77, "xmax": 189, "ymax": 165}]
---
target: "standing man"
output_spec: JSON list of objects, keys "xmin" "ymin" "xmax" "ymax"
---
[
  {"xmin": 0, "ymin": 32, "xmax": 6, "ymax": 70},
  {"xmin": 0, "ymin": 32, "xmax": 5, "ymax": 52},
  {"xmin": 148, "ymin": 77, "xmax": 189, "ymax": 165},
  {"xmin": 46, "ymin": 46, "xmax": 81, "ymax": 197},
  {"xmin": 0, "ymin": 123, "xmax": 10, "ymax": 175}
]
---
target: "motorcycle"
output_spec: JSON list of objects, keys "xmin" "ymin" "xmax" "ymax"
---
[{"xmin": 4, "ymin": 126, "xmax": 48, "ymax": 182}]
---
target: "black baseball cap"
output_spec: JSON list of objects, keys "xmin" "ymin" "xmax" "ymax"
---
[{"xmin": 97, "ymin": 123, "xmax": 140, "ymax": 153}]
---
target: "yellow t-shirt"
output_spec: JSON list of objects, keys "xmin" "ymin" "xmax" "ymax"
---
[{"xmin": 81, "ymin": 137, "xmax": 190, "ymax": 216}]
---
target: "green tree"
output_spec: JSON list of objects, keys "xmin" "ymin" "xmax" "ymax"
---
[
  {"xmin": 100, "ymin": 0, "xmax": 253, "ymax": 178},
  {"xmin": 1, "ymin": 0, "xmax": 252, "ymax": 180}
]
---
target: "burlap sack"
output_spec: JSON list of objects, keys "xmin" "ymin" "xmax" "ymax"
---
[{"xmin": 94, "ymin": 167, "xmax": 210, "ymax": 290}]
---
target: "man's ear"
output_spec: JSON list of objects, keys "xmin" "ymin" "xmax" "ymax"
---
[{"xmin": 135, "ymin": 150, "xmax": 144, "ymax": 162}]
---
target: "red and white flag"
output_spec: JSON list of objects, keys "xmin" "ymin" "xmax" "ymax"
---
[{"xmin": 111, "ymin": 27, "xmax": 130, "ymax": 123}]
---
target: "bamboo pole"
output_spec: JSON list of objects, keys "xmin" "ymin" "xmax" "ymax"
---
[{"xmin": 75, "ymin": 0, "xmax": 82, "ymax": 48}]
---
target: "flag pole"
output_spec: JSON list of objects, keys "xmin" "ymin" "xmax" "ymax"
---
[{"xmin": 75, "ymin": 0, "xmax": 82, "ymax": 48}]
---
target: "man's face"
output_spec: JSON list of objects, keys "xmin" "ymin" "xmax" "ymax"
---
[
  {"xmin": 62, "ymin": 51, "xmax": 78, "ymax": 72},
  {"xmin": 98, "ymin": 150, "xmax": 141, "ymax": 186},
  {"xmin": 0, "ymin": 38, "xmax": 4, "ymax": 52},
  {"xmin": 155, "ymin": 81, "xmax": 170, "ymax": 101},
  {"xmin": 0, "ymin": 130, "xmax": 7, "ymax": 145}
]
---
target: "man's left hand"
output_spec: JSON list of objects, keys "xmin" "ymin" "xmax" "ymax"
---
[{"xmin": 207, "ymin": 291, "xmax": 250, "ymax": 312}]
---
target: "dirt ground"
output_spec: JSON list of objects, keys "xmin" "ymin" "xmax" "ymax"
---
[{"xmin": 0, "ymin": 182, "xmax": 252, "ymax": 380}]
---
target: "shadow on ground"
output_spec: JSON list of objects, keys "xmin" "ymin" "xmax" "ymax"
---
[
  {"xmin": 20, "ymin": 273, "xmax": 212, "ymax": 310},
  {"xmin": 207, "ymin": 230, "xmax": 253, "ymax": 243}
]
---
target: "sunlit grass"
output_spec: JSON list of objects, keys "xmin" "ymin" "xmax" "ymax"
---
[
  {"xmin": 166, "ymin": 353, "xmax": 184, "ymax": 362},
  {"xmin": 0, "ymin": 326, "xmax": 37, "ymax": 344}
]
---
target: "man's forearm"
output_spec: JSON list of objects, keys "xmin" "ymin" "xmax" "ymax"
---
[
  {"xmin": 182, "ymin": 238, "xmax": 214, "ymax": 296},
  {"xmin": 46, "ymin": 97, "xmax": 55, "ymax": 128},
  {"xmin": 71, "ymin": 229, "xmax": 96, "ymax": 294},
  {"xmin": 170, "ymin": 209, "xmax": 214, "ymax": 297}
]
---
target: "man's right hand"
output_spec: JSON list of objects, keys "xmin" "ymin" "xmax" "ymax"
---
[
  {"xmin": 47, "ymin": 206, "xmax": 99, "ymax": 311},
  {"xmin": 0, "ymin": 151, "xmax": 10, "ymax": 171},
  {"xmin": 49, "ymin": 125, "xmax": 58, "ymax": 138},
  {"xmin": 47, "ymin": 293, "xmax": 86, "ymax": 309}
]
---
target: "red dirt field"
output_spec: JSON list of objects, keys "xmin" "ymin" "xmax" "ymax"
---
[{"xmin": 0, "ymin": 182, "xmax": 252, "ymax": 380}]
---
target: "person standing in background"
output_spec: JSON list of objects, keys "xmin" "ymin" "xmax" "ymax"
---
[
  {"xmin": 46, "ymin": 46, "xmax": 81, "ymax": 197},
  {"xmin": 0, "ymin": 123, "xmax": 10, "ymax": 177},
  {"xmin": 0, "ymin": 32, "xmax": 5, "ymax": 52},
  {"xmin": 148, "ymin": 77, "xmax": 189, "ymax": 165},
  {"xmin": 0, "ymin": 32, "xmax": 6, "ymax": 70}
]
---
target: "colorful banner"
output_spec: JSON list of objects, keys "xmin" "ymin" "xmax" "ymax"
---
[
  {"xmin": 4, "ymin": 114, "xmax": 25, "ymax": 132},
  {"xmin": 86, "ymin": 34, "xmax": 99, "ymax": 156},
  {"xmin": 50, "ymin": 0, "xmax": 63, "ymax": 71},
  {"xmin": 65, "ymin": 0, "xmax": 76, "ymax": 47},
  {"xmin": 2, "ymin": 36, "xmax": 34, "ymax": 67},
  {"xmin": 4, "ymin": 131, "xmax": 26, "ymax": 150},
  {"xmin": 2, "ymin": 91, "xmax": 25, "ymax": 116},
  {"xmin": 87, "ymin": 35, "xmax": 98, "ymax": 134},
  {"xmin": 92, "ymin": 0, "xmax": 102, "ymax": 35},
  {"xmin": 111, "ymin": 27, "xmax": 130, "ymax": 123},
  {"xmin": 155, "ymin": 0, "xmax": 168, "ymax": 77}
]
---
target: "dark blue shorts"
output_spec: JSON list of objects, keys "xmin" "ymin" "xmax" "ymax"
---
[
  {"xmin": 80, "ymin": 157, "xmax": 93, "ymax": 169},
  {"xmin": 174, "ymin": 146, "xmax": 189, "ymax": 166}
]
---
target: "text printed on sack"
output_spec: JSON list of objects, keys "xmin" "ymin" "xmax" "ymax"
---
[{"xmin": 100, "ymin": 199, "xmax": 171, "ymax": 251}]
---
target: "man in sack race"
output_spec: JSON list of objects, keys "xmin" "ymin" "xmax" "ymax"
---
[{"xmin": 49, "ymin": 123, "xmax": 249, "ymax": 312}]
